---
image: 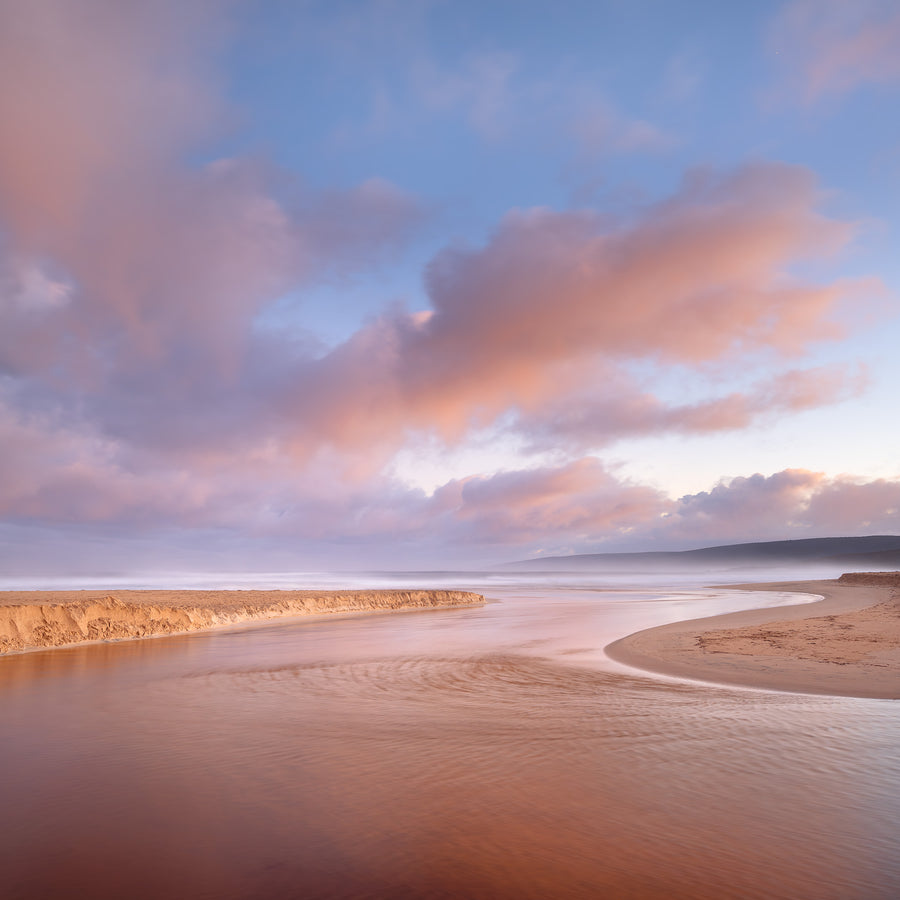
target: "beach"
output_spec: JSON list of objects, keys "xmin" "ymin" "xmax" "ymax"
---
[
  {"xmin": 0, "ymin": 588, "xmax": 485, "ymax": 654},
  {"xmin": 6, "ymin": 576, "xmax": 900, "ymax": 702},
  {"xmin": 606, "ymin": 572, "xmax": 900, "ymax": 699},
  {"xmin": 2, "ymin": 573, "xmax": 898, "ymax": 899}
]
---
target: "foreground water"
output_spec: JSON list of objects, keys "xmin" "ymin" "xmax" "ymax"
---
[{"xmin": 2, "ymin": 574, "xmax": 899, "ymax": 899}]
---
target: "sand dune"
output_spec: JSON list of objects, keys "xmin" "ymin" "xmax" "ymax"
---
[
  {"xmin": 0, "ymin": 589, "xmax": 485, "ymax": 654},
  {"xmin": 606, "ymin": 572, "xmax": 900, "ymax": 699}
]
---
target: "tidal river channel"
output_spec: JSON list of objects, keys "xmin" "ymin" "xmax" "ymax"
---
[{"xmin": 2, "ymin": 574, "xmax": 899, "ymax": 899}]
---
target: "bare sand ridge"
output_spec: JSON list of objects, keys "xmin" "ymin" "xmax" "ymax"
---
[
  {"xmin": 606, "ymin": 572, "xmax": 900, "ymax": 699},
  {"xmin": 0, "ymin": 589, "xmax": 485, "ymax": 654}
]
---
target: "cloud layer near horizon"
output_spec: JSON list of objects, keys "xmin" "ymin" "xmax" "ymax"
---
[{"xmin": 0, "ymin": 0, "xmax": 897, "ymax": 570}]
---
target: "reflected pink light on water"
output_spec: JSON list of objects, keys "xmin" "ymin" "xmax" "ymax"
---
[{"xmin": 2, "ymin": 578, "xmax": 898, "ymax": 899}]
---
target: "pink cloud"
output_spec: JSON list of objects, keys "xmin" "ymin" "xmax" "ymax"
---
[
  {"xmin": 0, "ymin": 0, "xmax": 421, "ymax": 458},
  {"xmin": 429, "ymin": 465, "xmax": 900, "ymax": 556},
  {"xmin": 0, "ymin": 2, "xmax": 892, "ymax": 568},
  {"xmin": 3, "ymin": 152, "xmax": 870, "ymax": 484},
  {"xmin": 434, "ymin": 459, "xmax": 669, "ymax": 546},
  {"xmin": 277, "ymin": 162, "xmax": 876, "ymax": 460},
  {"xmin": 0, "ymin": 0, "xmax": 227, "ymax": 245},
  {"xmin": 651, "ymin": 469, "xmax": 900, "ymax": 548},
  {"xmin": 0, "ymin": 388, "xmax": 379, "ymax": 532},
  {"xmin": 0, "ymin": 3, "xmax": 878, "ymax": 476},
  {"xmin": 0, "ymin": 394, "xmax": 191, "ymax": 524},
  {"xmin": 365, "ymin": 465, "xmax": 900, "ymax": 558},
  {"xmin": 804, "ymin": 477, "xmax": 900, "ymax": 531},
  {"xmin": 3, "ymin": 390, "xmax": 900, "ymax": 564},
  {"xmin": 770, "ymin": 0, "xmax": 900, "ymax": 102},
  {"xmin": 515, "ymin": 364, "xmax": 868, "ymax": 449},
  {"xmin": 414, "ymin": 162, "xmax": 860, "ymax": 371},
  {"xmin": 663, "ymin": 470, "xmax": 826, "ymax": 546}
]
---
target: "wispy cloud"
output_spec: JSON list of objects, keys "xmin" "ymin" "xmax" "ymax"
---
[
  {"xmin": 769, "ymin": 0, "xmax": 900, "ymax": 103},
  {"xmin": 515, "ymin": 364, "xmax": 869, "ymax": 451},
  {"xmin": 661, "ymin": 50, "xmax": 705, "ymax": 103},
  {"xmin": 573, "ymin": 101, "xmax": 677, "ymax": 157},
  {"xmin": 412, "ymin": 50, "xmax": 520, "ymax": 141}
]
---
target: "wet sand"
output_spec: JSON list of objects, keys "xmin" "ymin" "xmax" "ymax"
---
[
  {"xmin": 606, "ymin": 572, "xmax": 900, "ymax": 699},
  {"xmin": 0, "ymin": 588, "xmax": 484, "ymax": 654}
]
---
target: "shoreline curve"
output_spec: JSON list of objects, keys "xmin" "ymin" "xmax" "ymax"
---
[
  {"xmin": 605, "ymin": 573, "xmax": 900, "ymax": 700},
  {"xmin": 0, "ymin": 589, "xmax": 485, "ymax": 655}
]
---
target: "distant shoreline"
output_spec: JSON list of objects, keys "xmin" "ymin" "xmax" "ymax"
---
[
  {"xmin": 605, "ymin": 573, "xmax": 900, "ymax": 699},
  {"xmin": 0, "ymin": 589, "xmax": 485, "ymax": 655}
]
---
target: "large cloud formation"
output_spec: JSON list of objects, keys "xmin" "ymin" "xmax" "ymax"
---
[
  {"xmin": 0, "ymin": 0, "xmax": 894, "ymax": 571},
  {"xmin": 275, "ymin": 161, "xmax": 876, "ymax": 467}
]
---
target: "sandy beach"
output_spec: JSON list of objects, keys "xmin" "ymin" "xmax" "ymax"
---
[
  {"xmin": 0, "ymin": 588, "xmax": 485, "ymax": 654},
  {"xmin": 606, "ymin": 572, "xmax": 900, "ymax": 699}
]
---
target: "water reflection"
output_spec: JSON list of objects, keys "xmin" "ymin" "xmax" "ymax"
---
[{"xmin": 2, "ymin": 580, "xmax": 898, "ymax": 899}]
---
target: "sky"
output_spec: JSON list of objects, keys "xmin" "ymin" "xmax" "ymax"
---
[{"xmin": 1, "ymin": 0, "xmax": 900, "ymax": 575}]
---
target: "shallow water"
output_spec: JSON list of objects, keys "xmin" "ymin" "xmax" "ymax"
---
[{"xmin": 2, "ymin": 577, "xmax": 898, "ymax": 899}]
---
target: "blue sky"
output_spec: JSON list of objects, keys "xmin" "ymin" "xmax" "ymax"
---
[{"xmin": 1, "ymin": 0, "xmax": 899, "ymax": 574}]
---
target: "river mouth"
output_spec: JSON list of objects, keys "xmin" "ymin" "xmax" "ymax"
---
[{"xmin": 2, "ymin": 578, "xmax": 899, "ymax": 899}]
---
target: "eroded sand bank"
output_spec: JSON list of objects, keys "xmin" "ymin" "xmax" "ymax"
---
[
  {"xmin": 606, "ymin": 572, "xmax": 900, "ymax": 699},
  {"xmin": 0, "ymin": 589, "xmax": 485, "ymax": 654}
]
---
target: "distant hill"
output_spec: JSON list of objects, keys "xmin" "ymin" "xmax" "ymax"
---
[{"xmin": 503, "ymin": 536, "xmax": 900, "ymax": 572}]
